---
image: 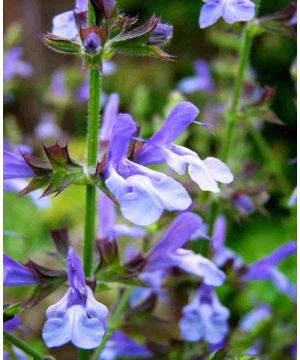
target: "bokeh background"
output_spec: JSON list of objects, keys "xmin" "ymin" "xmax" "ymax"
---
[{"xmin": 4, "ymin": 0, "xmax": 296, "ymax": 359}]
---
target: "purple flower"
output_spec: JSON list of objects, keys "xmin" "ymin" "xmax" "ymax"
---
[
  {"xmin": 199, "ymin": 0, "xmax": 255, "ymax": 29},
  {"xmin": 103, "ymin": 113, "xmax": 191, "ymax": 225},
  {"xmin": 98, "ymin": 191, "xmax": 146, "ymax": 242},
  {"xmin": 35, "ymin": 113, "xmax": 61, "ymax": 140},
  {"xmin": 99, "ymin": 331, "xmax": 152, "ymax": 360},
  {"xmin": 4, "ymin": 254, "xmax": 39, "ymax": 286},
  {"xmin": 233, "ymin": 193, "xmax": 255, "ymax": 214},
  {"xmin": 211, "ymin": 215, "xmax": 243, "ymax": 269},
  {"xmin": 83, "ymin": 32, "xmax": 102, "ymax": 55},
  {"xmin": 147, "ymin": 23, "xmax": 173, "ymax": 46},
  {"xmin": 50, "ymin": 70, "xmax": 67, "ymax": 100},
  {"xmin": 177, "ymin": 60, "xmax": 214, "ymax": 93},
  {"xmin": 135, "ymin": 102, "xmax": 233, "ymax": 193},
  {"xmin": 4, "ymin": 150, "xmax": 35, "ymax": 180},
  {"xmin": 179, "ymin": 285, "xmax": 229, "ymax": 344},
  {"xmin": 241, "ymin": 241, "xmax": 297, "ymax": 300},
  {"xmin": 143, "ymin": 212, "xmax": 225, "ymax": 287},
  {"xmin": 42, "ymin": 247, "xmax": 108, "ymax": 349},
  {"xmin": 239, "ymin": 305, "xmax": 271, "ymax": 331},
  {"xmin": 99, "ymin": 93, "xmax": 120, "ymax": 147},
  {"xmin": 4, "ymin": 47, "xmax": 32, "ymax": 83},
  {"xmin": 4, "ymin": 316, "xmax": 21, "ymax": 332}
]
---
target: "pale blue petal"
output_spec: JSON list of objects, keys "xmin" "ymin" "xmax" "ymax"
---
[
  {"xmin": 85, "ymin": 287, "xmax": 109, "ymax": 321},
  {"xmin": 98, "ymin": 191, "xmax": 117, "ymax": 240},
  {"xmin": 117, "ymin": 175, "xmax": 164, "ymax": 226},
  {"xmin": 239, "ymin": 305, "xmax": 271, "ymax": 331},
  {"xmin": 199, "ymin": 2, "xmax": 223, "ymax": 28},
  {"xmin": 187, "ymin": 155, "xmax": 220, "ymax": 192},
  {"xmin": 42, "ymin": 308, "xmax": 72, "ymax": 348},
  {"xmin": 52, "ymin": 11, "xmax": 78, "ymax": 40},
  {"xmin": 70, "ymin": 306, "xmax": 105, "ymax": 349},
  {"xmin": 167, "ymin": 249, "xmax": 226, "ymax": 286},
  {"xmin": 177, "ymin": 76, "xmax": 202, "ymax": 93},
  {"xmin": 129, "ymin": 288, "xmax": 153, "ymax": 308},
  {"xmin": 179, "ymin": 311, "xmax": 204, "ymax": 342},
  {"xmin": 223, "ymin": 0, "xmax": 255, "ymax": 24},
  {"xmin": 203, "ymin": 157, "xmax": 234, "ymax": 184},
  {"xmin": 45, "ymin": 291, "xmax": 69, "ymax": 319}
]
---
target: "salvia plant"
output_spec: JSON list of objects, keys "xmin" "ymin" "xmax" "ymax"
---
[{"xmin": 3, "ymin": 0, "xmax": 297, "ymax": 359}]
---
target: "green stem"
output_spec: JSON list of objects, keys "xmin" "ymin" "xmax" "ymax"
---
[
  {"xmin": 92, "ymin": 287, "xmax": 132, "ymax": 360},
  {"xmin": 83, "ymin": 66, "xmax": 101, "ymax": 278},
  {"xmin": 4, "ymin": 331, "xmax": 48, "ymax": 360},
  {"xmin": 221, "ymin": 26, "xmax": 253, "ymax": 163}
]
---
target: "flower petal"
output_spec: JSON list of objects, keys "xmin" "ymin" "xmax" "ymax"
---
[
  {"xmin": 250, "ymin": 241, "xmax": 297, "ymax": 267},
  {"xmin": 99, "ymin": 93, "xmax": 119, "ymax": 142},
  {"xmin": 4, "ymin": 150, "xmax": 35, "ymax": 180},
  {"xmin": 223, "ymin": 0, "xmax": 255, "ymax": 25},
  {"xmin": 106, "ymin": 114, "xmax": 137, "ymax": 165},
  {"xmin": 135, "ymin": 102, "xmax": 199, "ymax": 165},
  {"xmin": 187, "ymin": 156, "xmax": 220, "ymax": 192},
  {"xmin": 98, "ymin": 191, "xmax": 117, "ymax": 240},
  {"xmin": 149, "ymin": 212, "xmax": 203, "ymax": 259},
  {"xmin": 42, "ymin": 310, "xmax": 72, "ymax": 348},
  {"xmin": 199, "ymin": 2, "xmax": 223, "ymax": 29},
  {"xmin": 167, "ymin": 249, "xmax": 226, "ymax": 286},
  {"xmin": 52, "ymin": 11, "xmax": 78, "ymax": 40},
  {"xmin": 3, "ymin": 254, "xmax": 38, "ymax": 286},
  {"xmin": 203, "ymin": 157, "xmax": 234, "ymax": 184},
  {"xmin": 86, "ymin": 287, "xmax": 109, "ymax": 321},
  {"xmin": 70, "ymin": 306, "xmax": 106, "ymax": 349},
  {"xmin": 179, "ymin": 310, "xmax": 205, "ymax": 342}
]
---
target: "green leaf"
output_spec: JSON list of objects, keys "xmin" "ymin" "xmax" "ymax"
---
[
  {"xmin": 40, "ymin": 33, "xmax": 82, "ymax": 55},
  {"xmin": 109, "ymin": 42, "xmax": 175, "ymax": 61}
]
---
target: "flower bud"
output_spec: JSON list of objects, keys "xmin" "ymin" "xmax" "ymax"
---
[
  {"xmin": 83, "ymin": 32, "xmax": 101, "ymax": 55},
  {"xmin": 147, "ymin": 23, "xmax": 173, "ymax": 46}
]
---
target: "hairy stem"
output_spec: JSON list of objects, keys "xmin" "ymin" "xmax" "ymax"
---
[
  {"xmin": 4, "ymin": 331, "xmax": 49, "ymax": 360},
  {"xmin": 83, "ymin": 67, "xmax": 101, "ymax": 278},
  {"xmin": 92, "ymin": 287, "xmax": 132, "ymax": 360}
]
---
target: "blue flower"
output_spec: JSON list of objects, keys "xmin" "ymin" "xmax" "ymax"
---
[
  {"xmin": 179, "ymin": 285, "xmax": 229, "ymax": 344},
  {"xmin": 103, "ymin": 113, "xmax": 192, "ymax": 225},
  {"xmin": 142, "ymin": 212, "xmax": 225, "ymax": 287},
  {"xmin": 4, "ymin": 254, "xmax": 39, "ymax": 286},
  {"xmin": 98, "ymin": 190, "xmax": 146, "ymax": 242},
  {"xmin": 135, "ymin": 101, "xmax": 233, "ymax": 193},
  {"xmin": 4, "ymin": 47, "xmax": 33, "ymax": 84},
  {"xmin": 3, "ymin": 146, "xmax": 51, "ymax": 208},
  {"xmin": 177, "ymin": 60, "xmax": 214, "ymax": 93},
  {"xmin": 99, "ymin": 331, "xmax": 152, "ymax": 360},
  {"xmin": 211, "ymin": 215, "xmax": 244, "ymax": 269},
  {"xmin": 241, "ymin": 241, "xmax": 297, "ymax": 300},
  {"xmin": 199, "ymin": 0, "xmax": 255, "ymax": 29},
  {"xmin": 42, "ymin": 247, "xmax": 108, "ymax": 349},
  {"xmin": 4, "ymin": 150, "xmax": 35, "ymax": 180},
  {"xmin": 239, "ymin": 305, "xmax": 271, "ymax": 332}
]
